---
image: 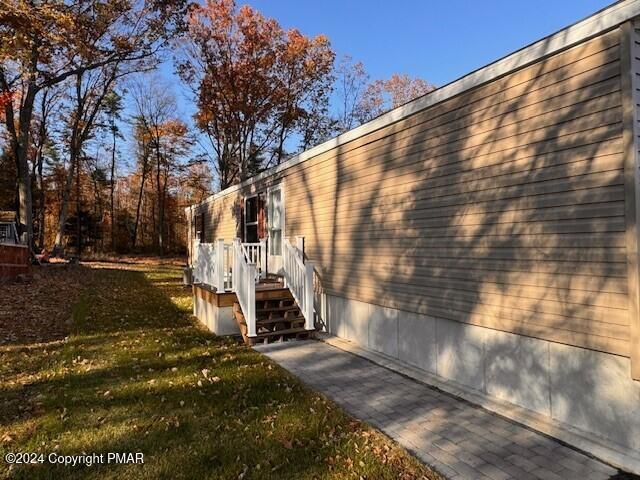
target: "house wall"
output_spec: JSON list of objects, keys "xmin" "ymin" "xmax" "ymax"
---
[
  {"xmin": 286, "ymin": 28, "xmax": 628, "ymax": 357},
  {"xmin": 191, "ymin": 25, "xmax": 633, "ymax": 365},
  {"xmin": 188, "ymin": 22, "xmax": 640, "ymax": 471}
]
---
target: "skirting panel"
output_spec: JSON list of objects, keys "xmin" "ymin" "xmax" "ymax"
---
[
  {"xmin": 192, "ymin": 285, "xmax": 238, "ymax": 336},
  {"xmin": 323, "ymin": 293, "xmax": 640, "ymax": 473}
]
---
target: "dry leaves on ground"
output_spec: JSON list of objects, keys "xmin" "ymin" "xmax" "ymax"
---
[{"xmin": 0, "ymin": 265, "xmax": 91, "ymax": 345}]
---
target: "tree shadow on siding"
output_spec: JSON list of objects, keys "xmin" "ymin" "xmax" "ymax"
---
[{"xmin": 286, "ymin": 29, "xmax": 639, "ymax": 475}]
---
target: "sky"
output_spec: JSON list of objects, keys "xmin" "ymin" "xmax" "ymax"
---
[
  {"xmin": 161, "ymin": 0, "xmax": 613, "ymax": 111},
  {"xmin": 233, "ymin": 0, "xmax": 613, "ymax": 90},
  {"xmin": 151, "ymin": 0, "xmax": 614, "ymax": 181}
]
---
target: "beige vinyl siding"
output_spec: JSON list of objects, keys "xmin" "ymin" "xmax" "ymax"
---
[
  {"xmin": 621, "ymin": 20, "xmax": 640, "ymax": 378},
  {"xmin": 200, "ymin": 191, "xmax": 240, "ymax": 242},
  {"xmin": 286, "ymin": 28, "xmax": 628, "ymax": 356},
  {"xmin": 198, "ymin": 28, "xmax": 630, "ymax": 357}
]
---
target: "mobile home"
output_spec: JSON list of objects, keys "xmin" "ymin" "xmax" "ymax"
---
[{"xmin": 187, "ymin": 1, "xmax": 640, "ymax": 473}]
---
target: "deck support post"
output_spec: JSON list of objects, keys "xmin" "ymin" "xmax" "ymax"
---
[{"xmin": 247, "ymin": 263, "xmax": 257, "ymax": 337}]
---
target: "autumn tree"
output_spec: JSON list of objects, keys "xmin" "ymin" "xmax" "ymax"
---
[
  {"xmin": 358, "ymin": 73, "xmax": 436, "ymax": 123},
  {"xmin": 183, "ymin": 162, "xmax": 213, "ymax": 204},
  {"xmin": 153, "ymin": 119, "xmax": 191, "ymax": 254},
  {"xmin": 0, "ymin": 0, "xmax": 187, "ymax": 251},
  {"xmin": 31, "ymin": 87, "xmax": 61, "ymax": 250},
  {"xmin": 130, "ymin": 119, "xmax": 153, "ymax": 249},
  {"xmin": 102, "ymin": 90, "xmax": 124, "ymax": 250},
  {"xmin": 54, "ymin": 66, "xmax": 128, "ymax": 254},
  {"xmin": 335, "ymin": 55, "xmax": 369, "ymax": 133},
  {"xmin": 178, "ymin": 0, "xmax": 335, "ymax": 189},
  {"xmin": 130, "ymin": 79, "xmax": 192, "ymax": 253}
]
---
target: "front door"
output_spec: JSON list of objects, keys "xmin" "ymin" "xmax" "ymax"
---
[
  {"xmin": 267, "ymin": 185, "xmax": 284, "ymax": 274},
  {"xmin": 243, "ymin": 194, "xmax": 262, "ymax": 243}
]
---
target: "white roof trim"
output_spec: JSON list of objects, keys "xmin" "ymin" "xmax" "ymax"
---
[{"xmin": 190, "ymin": 0, "xmax": 640, "ymax": 212}]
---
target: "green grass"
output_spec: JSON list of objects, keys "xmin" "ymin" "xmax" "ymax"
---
[{"xmin": 0, "ymin": 263, "xmax": 439, "ymax": 479}]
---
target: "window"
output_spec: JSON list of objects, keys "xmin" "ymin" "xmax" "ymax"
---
[
  {"xmin": 244, "ymin": 196, "xmax": 258, "ymax": 243},
  {"xmin": 195, "ymin": 213, "xmax": 205, "ymax": 243},
  {"xmin": 268, "ymin": 188, "xmax": 282, "ymax": 255},
  {"xmin": 0, "ymin": 224, "xmax": 12, "ymax": 244}
]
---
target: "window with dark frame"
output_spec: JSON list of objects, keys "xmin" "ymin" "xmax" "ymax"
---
[
  {"xmin": 195, "ymin": 212, "xmax": 206, "ymax": 243},
  {"xmin": 244, "ymin": 196, "xmax": 259, "ymax": 243}
]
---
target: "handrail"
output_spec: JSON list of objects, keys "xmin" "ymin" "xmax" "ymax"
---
[
  {"xmin": 233, "ymin": 238, "xmax": 256, "ymax": 338},
  {"xmin": 283, "ymin": 238, "xmax": 314, "ymax": 331}
]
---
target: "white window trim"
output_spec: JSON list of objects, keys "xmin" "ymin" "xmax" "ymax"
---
[{"xmin": 266, "ymin": 184, "xmax": 285, "ymax": 257}]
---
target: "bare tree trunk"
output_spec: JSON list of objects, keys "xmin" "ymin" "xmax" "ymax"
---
[
  {"xmin": 110, "ymin": 128, "xmax": 116, "ymax": 250},
  {"xmin": 5, "ymin": 82, "xmax": 38, "ymax": 250},
  {"xmin": 53, "ymin": 152, "xmax": 76, "ymax": 254},
  {"xmin": 1, "ymin": 47, "xmax": 43, "ymax": 253},
  {"xmin": 76, "ymin": 156, "xmax": 81, "ymax": 255},
  {"xmin": 54, "ymin": 69, "xmax": 118, "ymax": 255},
  {"xmin": 132, "ymin": 153, "xmax": 149, "ymax": 249},
  {"xmin": 37, "ymin": 155, "xmax": 45, "ymax": 249},
  {"xmin": 91, "ymin": 162, "xmax": 104, "ymax": 253},
  {"xmin": 17, "ymin": 83, "xmax": 37, "ymax": 250},
  {"xmin": 16, "ymin": 153, "xmax": 33, "ymax": 247},
  {"xmin": 155, "ymin": 145, "xmax": 164, "ymax": 256},
  {"xmin": 30, "ymin": 89, "xmax": 53, "ymax": 251}
]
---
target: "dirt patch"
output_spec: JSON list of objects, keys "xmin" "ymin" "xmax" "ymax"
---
[{"xmin": 0, "ymin": 264, "xmax": 92, "ymax": 345}]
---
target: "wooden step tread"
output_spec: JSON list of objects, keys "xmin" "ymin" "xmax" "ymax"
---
[
  {"xmin": 255, "ymin": 292, "xmax": 293, "ymax": 299},
  {"xmin": 257, "ymin": 305, "xmax": 300, "ymax": 313},
  {"xmin": 256, "ymin": 327, "xmax": 308, "ymax": 338},
  {"xmin": 257, "ymin": 316, "xmax": 305, "ymax": 326}
]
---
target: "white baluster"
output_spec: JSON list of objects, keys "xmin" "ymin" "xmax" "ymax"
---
[
  {"xmin": 304, "ymin": 261, "xmax": 314, "ymax": 330},
  {"xmin": 216, "ymin": 238, "xmax": 225, "ymax": 291},
  {"xmin": 259, "ymin": 238, "xmax": 267, "ymax": 279}
]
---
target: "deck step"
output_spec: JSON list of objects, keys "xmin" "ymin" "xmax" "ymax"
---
[
  {"xmin": 233, "ymin": 280, "xmax": 312, "ymax": 345},
  {"xmin": 257, "ymin": 316, "xmax": 305, "ymax": 326},
  {"xmin": 257, "ymin": 305, "xmax": 300, "ymax": 313},
  {"xmin": 255, "ymin": 288, "xmax": 293, "ymax": 301},
  {"xmin": 255, "ymin": 327, "xmax": 308, "ymax": 338},
  {"xmin": 255, "ymin": 292, "xmax": 293, "ymax": 299}
]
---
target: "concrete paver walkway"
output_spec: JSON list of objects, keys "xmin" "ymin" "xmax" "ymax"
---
[{"xmin": 256, "ymin": 340, "xmax": 619, "ymax": 480}]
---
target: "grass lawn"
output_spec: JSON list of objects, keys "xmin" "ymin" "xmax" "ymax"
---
[{"xmin": 0, "ymin": 262, "xmax": 440, "ymax": 479}]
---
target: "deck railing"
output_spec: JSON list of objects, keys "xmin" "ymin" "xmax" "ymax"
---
[
  {"xmin": 0, "ymin": 223, "xmax": 19, "ymax": 245},
  {"xmin": 233, "ymin": 238, "xmax": 256, "ymax": 338},
  {"xmin": 283, "ymin": 237, "xmax": 314, "ymax": 331},
  {"xmin": 221, "ymin": 242, "xmax": 233, "ymax": 290},
  {"xmin": 192, "ymin": 239, "xmax": 231, "ymax": 292},
  {"xmin": 241, "ymin": 240, "xmax": 266, "ymax": 281},
  {"xmin": 193, "ymin": 242, "xmax": 216, "ymax": 287}
]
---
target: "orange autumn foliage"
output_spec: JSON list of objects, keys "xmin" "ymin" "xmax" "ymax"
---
[{"xmin": 179, "ymin": 0, "xmax": 335, "ymax": 187}]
